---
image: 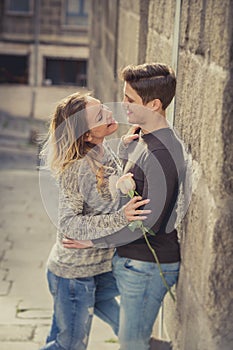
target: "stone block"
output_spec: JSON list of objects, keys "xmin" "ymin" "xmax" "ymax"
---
[
  {"xmin": 176, "ymin": 52, "xmax": 227, "ymax": 195},
  {"xmin": 0, "ymin": 324, "xmax": 35, "ymax": 341},
  {"xmin": 117, "ymin": 6, "xmax": 140, "ymax": 65},
  {"xmin": 148, "ymin": 0, "xmax": 175, "ymax": 39},
  {"xmin": 88, "ymin": 315, "xmax": 118, "ymax": 349},
  {"xmin": 0, "ymin": 297, "xmax": 19, "ymax": 323},
  {"xmin": 0, "ymin": 280, "xmax": 11, "ymax": 296},
  {"xmin": 179, "ymin": 0, "xmax": 232, "ymax": 69},
  {"xmin": 221, "ymin": 69, "xmax": 233, "ymax": 196},
  {"xmin": 146, "ymin": 29, "xmax": 173, "ymax": 64},
  {"xmin": 206, "ymin": 206, "xmax": 233, "ymax": 348},
  {"xmin": 17, "ymin": 308, "xmax": 52, "ymax": 320},
  {"xmin": 33, "ymin": 324, "xmax": 50, "ymax": 346},
  {"xmin": 120, "ymin": 0, "xmax": 140, "ymax": 15},
  {"xmin": 0, "ymin": 341, "xmax": 39, "ymax": 350}
]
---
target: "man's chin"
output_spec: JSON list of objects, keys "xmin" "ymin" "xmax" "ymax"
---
[{"xmin": 127, "ymin": 116, "xmax": 135, "ymax": 124}]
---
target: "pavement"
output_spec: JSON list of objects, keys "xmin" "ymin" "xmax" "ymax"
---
[{"xmin": 0, "ymin": 113, "xmax": 118, "ymax": 349}]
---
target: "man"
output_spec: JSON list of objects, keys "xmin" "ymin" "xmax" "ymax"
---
[{"xmin": 64, "ymin": 63, "xmax": 187, "ymax": 350}]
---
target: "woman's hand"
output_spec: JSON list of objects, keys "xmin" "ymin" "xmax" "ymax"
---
[
  {"xmin": 123, "ymin": 196, "xmax": 151, "ymax": 221},
  {"xmin": 122, "ymin": 124, "xmax": 141, "ymax": 146},
  {"xmin": 62, "ymin": 195, "xmax": 151, "ymax": 250},
  {"xmin": 62, "ymin": 237, "xmax": 93, "ymax": 249}
]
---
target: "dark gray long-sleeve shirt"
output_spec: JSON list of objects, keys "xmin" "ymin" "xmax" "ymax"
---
[{"xmin": 92, "ymin": 128, "xmax": 187, "ymax": 264}]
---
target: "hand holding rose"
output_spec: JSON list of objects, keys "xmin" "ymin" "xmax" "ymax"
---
[{"xmin": 116, "ymin": 173, "xmax": 151, "ymax": 222}]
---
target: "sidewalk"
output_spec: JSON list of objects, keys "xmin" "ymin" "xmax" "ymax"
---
[{"xmin": 0, "ymin": 114, "xmax": 118, "ymax": 349}]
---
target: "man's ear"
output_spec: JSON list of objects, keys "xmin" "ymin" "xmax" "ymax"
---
[
  {"xmin": 84, "ymin": 132, "xmax": 92, "ymax": 142},
  {"xmin": 150, "ymin": 98, "xmax": 162, "ymax": 111}
]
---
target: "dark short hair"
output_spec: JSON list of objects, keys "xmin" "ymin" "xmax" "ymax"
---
[{"xmin": 120, "ymin": 63, "xmax": 176, "ymax": 110}]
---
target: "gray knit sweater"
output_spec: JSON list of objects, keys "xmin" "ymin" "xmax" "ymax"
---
[{"xmin": 47, "ymin": 142, "xmax": 128, "ymax": 278}]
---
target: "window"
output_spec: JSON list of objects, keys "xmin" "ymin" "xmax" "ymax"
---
[
  {"xmin": 0, "ymin": 54, "xmax": 28, "ymax": 84},
  {"xmin": 64, "ymin": 0, "xmax": 88, "ymax": 27},
  {"xmin": 44, "ymin": 58, "xmax": 87, "ymax": 86},
  {"xmin": 6, "ymin": 0, "xmax": 34, "ymax": 15}
]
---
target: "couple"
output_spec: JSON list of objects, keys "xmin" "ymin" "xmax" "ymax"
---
[{"xmin": 40, "ymin": 62, "xmax": 186, "ymax": 350}]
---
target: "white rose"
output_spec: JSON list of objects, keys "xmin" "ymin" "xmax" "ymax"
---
[{"xmin": 116, "ymin": 173, "xmax": 136, "ymax": 195}]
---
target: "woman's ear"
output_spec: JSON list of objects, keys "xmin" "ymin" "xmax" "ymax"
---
[{"xmin": 84, "ymin": 132, "xmax": 92, "ymax": 142}]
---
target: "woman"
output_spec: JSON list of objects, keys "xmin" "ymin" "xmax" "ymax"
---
[{"xmin": 40, "ymin": 92, "xmax": 150, "ymax": 350}]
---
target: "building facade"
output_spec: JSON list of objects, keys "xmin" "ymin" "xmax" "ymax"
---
[
  {"xmin": 0, "ymin": 0, "xmax": 89, "ymax": 119},
  {"xmin": 88, "ymin": 1, "xmax": 233, "ymax": 350}
]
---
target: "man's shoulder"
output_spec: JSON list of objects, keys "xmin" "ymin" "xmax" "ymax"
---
[
  {"xmin": 145, "ymin": 128, "xmax": 184, "ymax": 157},
  {"xmin": 145, "ymin": 128, "xmax": 180, "ymax": 148},
  {"xmin": 142, "ymin": 128, "xmax": 186, "ymax": 171}
]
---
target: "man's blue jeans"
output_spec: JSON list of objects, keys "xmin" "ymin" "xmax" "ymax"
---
[
  {"xmin": 40, "ymin": 269, "xmax": 119, "ymax": 350},
  {"xmin": 112, "ymin": 253, "xmax": 180, "ymax": 350}
]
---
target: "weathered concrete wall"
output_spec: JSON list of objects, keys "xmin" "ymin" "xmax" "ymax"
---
[{"xmin": 88, "ymin": 1, "xmax": 233, "ymax": 349}]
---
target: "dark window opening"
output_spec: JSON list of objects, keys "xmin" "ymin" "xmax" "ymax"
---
[
  {"xmin": 6, "ymin": 0, "xmax": 33, "ymax": 14},
  {"xmin": 0, "ymin": 55, "xmax": 28, "ymax": 84},
  {"xmin": 45, "ymin": 58, "xmax": 87, "ymax": 86}
]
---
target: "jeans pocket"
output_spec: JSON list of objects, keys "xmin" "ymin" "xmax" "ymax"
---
[
  {"xmin": 123, "ymin": 259, "xmax": 155, "ymax": 277},
  {"xmin": 162, "ymin": 263, "xmax": 180, "ymax": 288},
  {"xmin": 161, "ymin": 262, "xmax": 180, "ymax": 274},
  {"xmin": 69, "ymin": 277, "xmax": 96, "ymax": 301}
]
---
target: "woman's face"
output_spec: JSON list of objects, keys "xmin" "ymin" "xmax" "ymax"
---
[{"xmin": 85, "ymin": 97, "xmax": 118, "ymax": 144}]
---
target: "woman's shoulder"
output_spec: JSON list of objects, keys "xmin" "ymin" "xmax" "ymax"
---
[
  {"xmin": 59, "ymin": 158, "xmax": 87, "ymax": 187},
  {"xmin": 63, "ymin": 158, "xmax": 83, "ymax": 174}
]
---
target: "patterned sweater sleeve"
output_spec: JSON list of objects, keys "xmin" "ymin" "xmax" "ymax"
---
[
  {"xmin": 117, "ymin": 137, "xmax": 129, "ymax": 164},
  {"xmin": 58, "ymin": 162, "xmax": 129, "ymax": 240}
]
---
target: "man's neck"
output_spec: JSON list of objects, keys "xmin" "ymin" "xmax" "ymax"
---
[{"xmin": 140, "ymin": 111, "xmax": 169, "ymax": 134}]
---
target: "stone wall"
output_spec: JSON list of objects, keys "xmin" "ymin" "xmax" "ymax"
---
[
  {"xmin": 165, "ymin": 1, "xmax": 233, "ymax": 349},
  {"xmin": 88, "ymin": 1, "xmax": 233, "ymax": 349}
]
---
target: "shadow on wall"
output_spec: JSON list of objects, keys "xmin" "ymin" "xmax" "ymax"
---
[{"xmin": 150, "ymin": 338, "xmax": 172, "ymax": 350}]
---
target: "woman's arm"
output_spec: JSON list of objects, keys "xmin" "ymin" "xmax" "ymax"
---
[{"xmin": 59, "ymin": 164, "xmax": 150, "ymax": 241}]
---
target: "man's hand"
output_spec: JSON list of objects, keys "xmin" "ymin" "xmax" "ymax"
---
[
  {"xmin": 122, "ymin": 124, "xmax": 141, "ymax": 145},
  {"xmin": 124, "ymin": 196, "xmax": 151, "ymax": 221},
  {"xmin": 62, "ymin": 237, "xmax": 93, "ymax": 249}
]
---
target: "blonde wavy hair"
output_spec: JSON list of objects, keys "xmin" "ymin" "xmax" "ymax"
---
[{"xmin": 41, "ymin": 92, "xmax": 94, "ymax": 176}]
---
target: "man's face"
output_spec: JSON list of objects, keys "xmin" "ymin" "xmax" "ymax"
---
[{"xmin": 122, "ymin": 82, "xmax": 152, "ymax": 125}]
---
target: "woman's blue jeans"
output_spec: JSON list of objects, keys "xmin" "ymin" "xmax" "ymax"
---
[
  {"xmin": 112, "ymin": 253, "xmax": 180, "ymax": 350},
  {"xmin": 40, "ymin": 269, "xmax": 119, "ymax": 350}
]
